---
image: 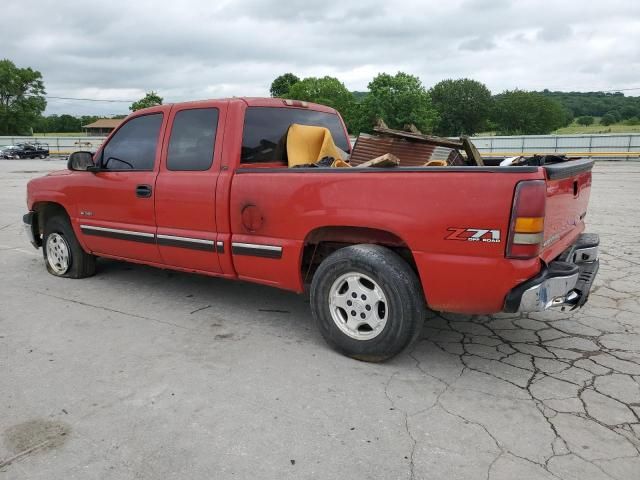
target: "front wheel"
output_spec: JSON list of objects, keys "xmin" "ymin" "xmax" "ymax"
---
[
  {"xmin": 310, "ymin": 244, "xmax": 426, "ymax": 362},
  {"xmin": 43, "ymin": 215, "xmax": 96, "ymax": 278}
]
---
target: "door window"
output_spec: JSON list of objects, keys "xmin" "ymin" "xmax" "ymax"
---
[
  {"xmin": 167, "ymin": 108, "xmax": 219, "ymax": 171},
  {"xmin": 101, "ymin": 114, "xmax": 163, "ymax": 171}
]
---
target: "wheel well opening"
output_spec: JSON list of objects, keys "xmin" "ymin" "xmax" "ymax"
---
[
  {"xmin": 301, "ymin": 226, "xmax": 419, "ymax": 288},
  {"xmin": 33, "ymin": 202, "xmax": 68, "ymax": 235}
]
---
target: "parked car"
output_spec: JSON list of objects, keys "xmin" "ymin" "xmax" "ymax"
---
[
  {"xmin": 22, "ymin": 98, "xmax": 599, "ymax": 361},
  {"xmin": 12, "ymin": 142, "xmax": 50, "ymax": 159},
  {"xmin": 0, "ymin": 145, "xmax": 20, "ymax": 159}
]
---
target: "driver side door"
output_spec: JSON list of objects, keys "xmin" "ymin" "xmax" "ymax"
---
[{"xmin": 74, "ymin": 109, "xmax": 168, "ymax": 263}]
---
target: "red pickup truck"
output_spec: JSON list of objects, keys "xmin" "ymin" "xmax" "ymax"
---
[{"xmin": 23, "ymin": 97, "xmax": 599, "ymax": 361}]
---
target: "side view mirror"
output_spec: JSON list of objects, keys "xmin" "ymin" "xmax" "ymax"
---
[{"xmin": 67, "ymin": 151, "xmax": 95, "ymax": 171}]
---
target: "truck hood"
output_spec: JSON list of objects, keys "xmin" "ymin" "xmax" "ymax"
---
[{"xmin": 46, "ymin": 170, "xmax": 72, "ymax": 177}]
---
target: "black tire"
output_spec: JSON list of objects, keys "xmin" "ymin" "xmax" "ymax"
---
[
  {"xmin": 43, "ymin": 215, "xmax": 96, "ymax": 278},
  {"xmin": 310, "ymin": 244, "xmax": 426, "ymax": 362}
]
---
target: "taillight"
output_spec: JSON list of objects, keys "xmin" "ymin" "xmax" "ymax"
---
[{"xmin": 507, "ymin": 180, "xmax": 546, "ymax": 259}]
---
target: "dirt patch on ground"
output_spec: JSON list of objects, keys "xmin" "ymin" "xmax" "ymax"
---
[{"xmin": 1, "ymin": 419, "xmax": 70, "ymax": 467}]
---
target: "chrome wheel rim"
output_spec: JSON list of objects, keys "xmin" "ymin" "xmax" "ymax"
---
[
  {"xmin": 46, "ymin": 233, "xmax": 70, "ymax": 275},
  {"xmin": 328, "ymin": 272, "xmax": 388, "ymax": 340}
]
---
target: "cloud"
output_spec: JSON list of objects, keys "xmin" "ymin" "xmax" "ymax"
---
[
  {"xmin": 0, "ymin": 0, "xmax": 638, "ymax": 115},
  {"xmin": 537, "ymin": 26, "xmax": 572, "ymax": 42},
  {"xmin": 459, "ymin": 36, "xmax": 497, "ymax": 52}
]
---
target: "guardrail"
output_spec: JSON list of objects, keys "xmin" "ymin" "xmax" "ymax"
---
[
  {"xmin": 470, "ymin": 133, "xmax": 640, "ymax": 160},
  {"xmin": 4, "ymin": 133, "xmax": 640, "ymax": 160},
  {"xmin": 0, "ymin": 136, "xmax": 106, "ymax": 155}
]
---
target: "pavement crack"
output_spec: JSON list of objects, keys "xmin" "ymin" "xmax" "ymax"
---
[{"xmin": 32, "ymin": 290, "xmax": 197, "ymax": 331}]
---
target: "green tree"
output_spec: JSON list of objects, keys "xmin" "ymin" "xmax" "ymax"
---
[
  {"xmin": 58, "ymin": 114, "xmax": 82, "ymax": 132},
  {"xmin": 620, "ymin": 105, "xmax": 639, "ymax": 120},
  {"xmin": 361, "ymin": 72, "xmax": 438, "ymax": 134},
  {"xmin": 80, "ymin": 115, "xmax": 100, "ymax": 127},
  {"xmin": 606, "ymin": 110, "xmax": 621, "ymax": 122},
  {"xmin": 600, "ymin": 113, "xmax": 616, "ymax": 126},
  {"xmin": 429, "ymin": 78, "xmax": 493, "ymax": 136},
  {"xmin": 33, "ymin": 115, "xmax": 50, "ymax": 133},
  {"xmin": 287, "ymin": 76, "xmax": 360, "ymax": 132},
  {"xmin": 270, "ymin": 73, "xmax": 300, "ymax": 98},
  {"xmin": 491, "ymin": 90, "xmax": 567, "ymax": 135},
  {"xmin": 576, "ymin": 115, "xmax": 594, "ymax": 126},
  {"xmin": 0, "ymin": 59, "xmax": 46, "ymax": 135},
  {"xmin": 130, "ymin": 91, "xmax": 163, "ymax": 111}
]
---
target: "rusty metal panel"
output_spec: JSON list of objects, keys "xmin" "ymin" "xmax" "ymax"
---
[{"xmin": 349, "ymin": 134, "xmax": 438, "ymax": 166}]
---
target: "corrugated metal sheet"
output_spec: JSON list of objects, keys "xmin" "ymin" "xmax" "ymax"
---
[
  {"xmin": 350, "ymin": 133, "xmax": 436, "ymax": 166},
  {"xmin": 349, "ymin": 133, "xmax": 463, "ymax": 166}
]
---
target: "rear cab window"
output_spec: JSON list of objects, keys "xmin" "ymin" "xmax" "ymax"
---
[{"xmin": 241, "ymin": 107, "xmax": 349, "ymax": 164}]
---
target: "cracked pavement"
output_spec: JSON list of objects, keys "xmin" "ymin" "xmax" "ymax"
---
[{"xmin": 1, "ymin": 159, "xmax": 639, "ymax": 479}]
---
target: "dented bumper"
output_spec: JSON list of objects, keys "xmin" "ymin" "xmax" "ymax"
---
[{"xmin": 504, "ymin": 233, "xmax": 599, "ymax": 313}]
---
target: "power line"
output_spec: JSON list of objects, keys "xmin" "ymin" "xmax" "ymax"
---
[
  {"xmin": 595, "ymin": 87, "xmax": 640, "ymax": 93},
  {"xmin": 34, "ymin": 86, "xmax": 640, "ymax": 105},
  {"xmin": 45, "ymin": 95, "xmax": 134, "ymax": 103}
]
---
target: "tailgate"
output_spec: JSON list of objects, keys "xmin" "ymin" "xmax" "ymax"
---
[{"xmin": 540, "ymin": 159, "xmax": 594, "ymax": 262}]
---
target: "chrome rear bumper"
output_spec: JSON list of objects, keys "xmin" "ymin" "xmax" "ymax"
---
[{"xmin": 504, "ymin": 233, "xmax": 599, "ymax": 313}]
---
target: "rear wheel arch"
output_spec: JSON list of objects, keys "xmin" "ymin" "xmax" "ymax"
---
[{"xmin": 300, "ymin": 226, "xmax": 422, "ymax": 294}]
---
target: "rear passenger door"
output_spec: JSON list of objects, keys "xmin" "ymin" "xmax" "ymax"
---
[{"xmin": 154, "ymin": 103, "xmax": 226, "ymax": 273}]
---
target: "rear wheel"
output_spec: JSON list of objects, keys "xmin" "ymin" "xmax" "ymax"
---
[
  {"xmin": 310, "ymin": 244, "xmax": 425, "ymax": 362},
  {"xmin": 43, "ymin": 215, "xmax": 96, "ymax": 278}
]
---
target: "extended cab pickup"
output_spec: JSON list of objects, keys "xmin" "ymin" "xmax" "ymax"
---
[{"xmin": 23, "ymin": 97, "xmax": 599, "ymax": 361}]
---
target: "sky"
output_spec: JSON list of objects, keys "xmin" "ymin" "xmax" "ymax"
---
[{"xmin": 2, "ymin": 0, "xmax": 639, "ymax": 116}]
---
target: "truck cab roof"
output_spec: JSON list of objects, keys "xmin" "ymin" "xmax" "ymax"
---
[{"xmin": 133, "ymin": 97, "xmax": 339, "ymax": 115}]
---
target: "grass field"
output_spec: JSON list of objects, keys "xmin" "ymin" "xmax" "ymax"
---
[
  {"xmin": 553, "ymin": 123, "xmax": 640, "ymax": 134},
  {"xmin": 478, "ymin": 120, "xmax": 640, "ymax": 136}
]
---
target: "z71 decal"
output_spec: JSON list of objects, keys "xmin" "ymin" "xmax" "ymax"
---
[{"xmin": 446, "ymin": 228, "xmax": 501, "ymax": 243}]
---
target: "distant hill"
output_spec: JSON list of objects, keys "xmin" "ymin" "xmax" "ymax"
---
[
  {"xmin": 539, "ymin": 90, "xmax": 640, "ymax": 119},
  {"xmin": 351, "ymin": 89, "xmax": 640, "ymax": 121}
]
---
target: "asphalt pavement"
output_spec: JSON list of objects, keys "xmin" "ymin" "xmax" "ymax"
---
[{"xmin": 1, "ymin": 159, "xmax": 639, "ymax": 479}]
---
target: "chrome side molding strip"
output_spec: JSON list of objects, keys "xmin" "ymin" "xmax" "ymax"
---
[{"xmin": 231, "ymin": 242, "xmax": 282, "ymax": 259}]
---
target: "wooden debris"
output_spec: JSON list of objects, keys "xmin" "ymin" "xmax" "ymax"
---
[
  {"xmin": 404, "ymin": 124, "xmax": 422, "ymax": 134},
  {"xmin": 355, "ymin": 153, "xmax": 400, "ymax": 168},
  {"xmin": 375, "ymin": 118, "xmax": 389, "ymax": 129},
  {"xmin": 461, "ymin": 135, "xmax": 484, "ymax": 166},
  {"xmin": 371, "ymin": 126, "xmax": 485, "ymax": 166},
  {"xmin": 373, "ymin": 126, "xmax": 464, "ymax": 150}
]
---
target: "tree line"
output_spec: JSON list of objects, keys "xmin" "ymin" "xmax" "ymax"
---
[
  {"xmin": 30, "ymin": 92, "xmax": 164, "ymax": 133},
  {"xmin": 0, "ymin": 58, "xmax": 164, "ymax": 135},
  {"xmin": 273, "ymin": 73, "xmax": 640, "ymax": 135},
  {"xmin": 273, "ymin": 73, "xmax": 578, "ymax": 136},
  {"xmin": 2, "ymin": 57, "xmax": 640, "ymax": 136}
]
